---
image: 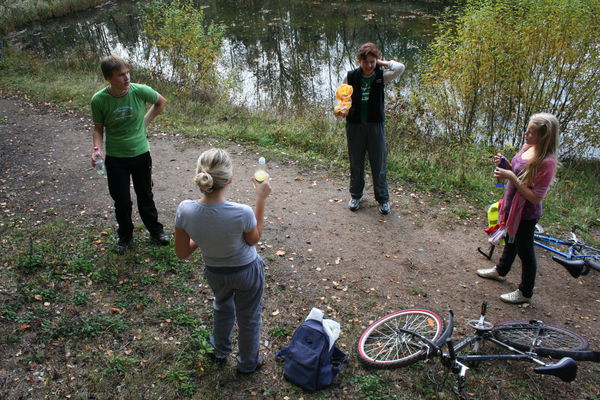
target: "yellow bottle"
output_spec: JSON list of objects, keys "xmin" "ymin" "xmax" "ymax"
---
[{"xmin": 254, "ymin": 157, "xmax": 267, "ymax": 183}]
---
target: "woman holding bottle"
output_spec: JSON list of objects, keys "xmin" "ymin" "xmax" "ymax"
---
[
  {"xmin": 477, "ymin": 113, "xmax": 560, "ymax": 304},
  {"xmin": 175, "ymin": 148, "xmax": 271, "ymax": 373}
]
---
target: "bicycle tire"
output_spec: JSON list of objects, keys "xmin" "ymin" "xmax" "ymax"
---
[
  {"xmin": 357, "ymin": 308, "xmax": 445, "ymax": 367},
  {"xmin": 575, "ymin": 245, "xmax": 600, "ymax": 271},
  {"xmin": 492, "ymin": 321, "xmax": 588, "ymax": 358}
]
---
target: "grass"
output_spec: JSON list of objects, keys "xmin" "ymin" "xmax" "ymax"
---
[{"xmin": 2, "ymin": 218, "xmax": 600, "ymax": 398}]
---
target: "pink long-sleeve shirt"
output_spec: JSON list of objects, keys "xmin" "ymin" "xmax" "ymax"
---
[{"xmin": 502, "ymin": 150, "xmax": 557, "ymax": 222}]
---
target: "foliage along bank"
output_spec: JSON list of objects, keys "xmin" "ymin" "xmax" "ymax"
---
[{"xmin": 0, "ymin": 0, "xmax": 107, "ymax": 34}]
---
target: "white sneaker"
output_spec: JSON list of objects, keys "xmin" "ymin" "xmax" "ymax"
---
[
  {"xmin": 500, "ymin": 289, "xmax": 531, "ymax": 304},
  {"xmin": 476, "ymin": 267, "xmax": 505, "ymax": 281}
]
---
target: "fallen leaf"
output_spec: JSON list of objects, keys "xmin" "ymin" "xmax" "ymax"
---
[
  {"xmin": 276, "ymin": 250, "xmax": 286, "ymax": 257},
  {"xmin": 18, "ymin": 324, "xmax": 30, "ymax": 331}
]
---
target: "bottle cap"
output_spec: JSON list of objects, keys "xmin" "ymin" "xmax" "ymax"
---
[
  {"xmin": 258, "ymin": 157, "xmax": 266, "ymax": 165},
  {"xmin": 94, "ymin": 146, "xmax": 100, "ymax": 151}
]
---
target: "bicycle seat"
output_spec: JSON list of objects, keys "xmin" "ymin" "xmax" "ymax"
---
[
  {"xmin": 552, "ymin": 256, "xmax": 588, "ymax": 278},
  {"xmin": 534, "ymin": 357, "xmax": 577, "ymax": 382}
]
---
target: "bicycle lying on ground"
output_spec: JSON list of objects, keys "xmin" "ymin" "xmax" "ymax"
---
[
  {"xmin": 478, "ymin": 225, "xmax": 600, "ymax": 278},
  {"xmin": 357, "ymin": 303, "xmax": 600, "ymax": 400}
]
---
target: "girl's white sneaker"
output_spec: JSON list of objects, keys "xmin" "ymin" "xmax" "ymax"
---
[{"xmin": 500, "ymin": 289, "xmax": 531, "ymax": 304}]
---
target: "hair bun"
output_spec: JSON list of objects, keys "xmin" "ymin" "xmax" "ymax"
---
[{"xmin": 194, "ymin": 171, "xmax": 214, "ymax": 191}]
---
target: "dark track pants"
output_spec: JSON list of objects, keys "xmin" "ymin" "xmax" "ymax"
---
[
  {"xmin": 496, "ymin": 219, "xmax": 538, "ymax": 298},
  {"xmin": 346, "ymin": 122, "xmax": 389, "ymax": 203},
  {"xmin": 105, "ymin": 151, "xmax": 163, "ymax": 241}
]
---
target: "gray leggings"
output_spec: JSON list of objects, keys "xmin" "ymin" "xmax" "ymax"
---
[{"xmin": 204, "ymin": 257, "xmax": 265, "ymax": 372}]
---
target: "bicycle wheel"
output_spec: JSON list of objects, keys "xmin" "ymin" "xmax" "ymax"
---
[
  {"xmin": 577, "ymin": 244, "xmax": 600, "ymax": 272},
  {"xmin": 493, "ymin": 321, "xmax": 588, "ymax": 358},
  {"xmin": 358, "ymin": 309, "xmax": 445, "ymax": 367}
]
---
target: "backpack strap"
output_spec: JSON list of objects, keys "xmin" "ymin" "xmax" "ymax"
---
[
  {"xmin": 330, "ymin": 346, "xmax": 348, "ymax": 377},
  {"xmin": 275, "ymin": 347, "xmax": 289, "ymax": 362}
]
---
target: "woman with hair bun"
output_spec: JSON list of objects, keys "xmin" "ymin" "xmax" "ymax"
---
[
  {"xmin": 477, "ymin": 113, "xmax": 560, "ymax": 304},
  {"xmin": 175, "ymin": 148, "xmax": 271, "ymax": 374}
]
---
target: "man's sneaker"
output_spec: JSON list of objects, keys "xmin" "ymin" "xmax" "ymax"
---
[
  {"xmin": 500, "ymin": 289, "xmax": 531, "ymax": 304},
  {"xmin": 348, "ymin": 198, "xmax": 361, "ymax": 211},
  {"xmin": 378, "ymin": 201, "xmax": 390, "ymax": 215},
  {"xmin": 151, "ymin": 232, "xmax": 170, "ymax": 246},
  {"xmin": 115, "ymin": 239, "xmax": 131, "ymax": 255},
  {"xmin": 477, "ymin": 267, "xmax": 505, "ymax": 281}
]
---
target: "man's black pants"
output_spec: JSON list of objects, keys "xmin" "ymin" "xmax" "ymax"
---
[{"xmin": 105, "ymin": 151, "xmax": 163, "ymax": 242}]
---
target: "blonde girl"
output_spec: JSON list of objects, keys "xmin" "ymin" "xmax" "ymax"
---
[
  {"xmin": 478, "ymin": 113, "xmax": 559, "ymax": 304},
  {"xmin": 175, "ymin": 148, "xmax": 271, "ymax": 373}
]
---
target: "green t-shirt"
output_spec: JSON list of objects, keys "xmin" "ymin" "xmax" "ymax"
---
[
  {"xmin": 360, "ymin": 75, "xmax": 376, "ymax": 123},
  {"xmin": 91, "ymin": 83, "xmax": 159, "ymax": 158}
]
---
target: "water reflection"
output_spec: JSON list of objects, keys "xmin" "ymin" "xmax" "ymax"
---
[{"xmin": 10, "ymin": 0, "xmax": 444, "ymax": 110}]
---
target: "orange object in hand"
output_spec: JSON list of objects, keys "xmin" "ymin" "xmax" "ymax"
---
[
  {"xmin": 336, "ymin": 84, "xmax": 353, "ymax": 101},
  {"xmin": 333, "ymin": 84, "xmax": 353, "ymax": 118}
]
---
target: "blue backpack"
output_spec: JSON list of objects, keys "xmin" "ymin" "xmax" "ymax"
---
[{"xmin": 276, "ymin": 319, "xmax": 347, "ymax": 392}]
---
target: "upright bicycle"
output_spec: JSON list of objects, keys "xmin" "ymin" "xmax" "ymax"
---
[{"xmin": 357, "ymin": 303, "xmax": 600, "ymax": 400}]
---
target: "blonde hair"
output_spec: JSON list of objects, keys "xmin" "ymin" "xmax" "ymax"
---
[
  {"xmin": 519, "ymin": 113, "xmax": 560, "ymax": 185},
  {"xmin": 194, "ymin": 148, "xmax": 233, "ymax": 194}
]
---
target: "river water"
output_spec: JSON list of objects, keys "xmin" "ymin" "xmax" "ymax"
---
[{"xmin": 9, "ymin": 0, "xmax": 446, "ymax": 110}]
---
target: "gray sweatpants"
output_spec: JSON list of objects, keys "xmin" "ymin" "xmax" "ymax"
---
[{"xmin": 204, "ymin": 257, "xmax": 265, "ymax": 372}]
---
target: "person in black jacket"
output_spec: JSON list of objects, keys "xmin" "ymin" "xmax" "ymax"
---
[{"xmin": 342, "ymin": 43, "xmax": 404, "ymax": 215}]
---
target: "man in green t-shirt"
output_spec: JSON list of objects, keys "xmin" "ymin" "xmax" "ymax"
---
[{"xmin": 90, "ymin": 55, "xmax": 169, "ymax": 255}]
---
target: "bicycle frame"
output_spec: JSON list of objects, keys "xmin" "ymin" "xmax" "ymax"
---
[
  {"xmin": 478, "ymin": 229, "xmax": 600, "ymax": 277},
  {"xmin": 427, "ymin": 305, "xmax": 580, "ymax": 399},
  {"xmin": 533, "ymin": 234, "xmax": 576, "ymax": 259}
]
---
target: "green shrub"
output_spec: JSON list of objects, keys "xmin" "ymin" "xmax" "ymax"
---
[
  {"xmin": 140, "ymin": 0, "xmax": 225, "ymax": 96},
  {"xmin": 421, "ymin": 0, "xmax": 600, "ymax": 158}
]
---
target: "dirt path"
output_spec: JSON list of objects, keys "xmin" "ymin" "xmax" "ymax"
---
[{"xmin": 1, "ymin": 90, "xmax": 599, "ymax": 397}]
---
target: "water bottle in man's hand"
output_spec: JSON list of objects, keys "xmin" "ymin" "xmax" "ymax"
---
[{"xmin": 93, "ymin": 147, "xmax": 105, "ymax": 175}]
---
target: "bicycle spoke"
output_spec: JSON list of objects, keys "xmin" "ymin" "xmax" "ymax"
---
[
  {"xmin": 358, "ymin": 309, "xmax": 444, "ymax": 366},
  {"xmin": 494, "ymin": 322, "xmax": 587, "ymax": 353},
  {"xmin": 363, "ymin": 313, "xmax": 439, "ymax": 361}
]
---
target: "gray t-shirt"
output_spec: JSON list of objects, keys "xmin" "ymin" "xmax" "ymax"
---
[{"xmin": 175, "ymin": 200, "xmax": 258, "ymax": 267}]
